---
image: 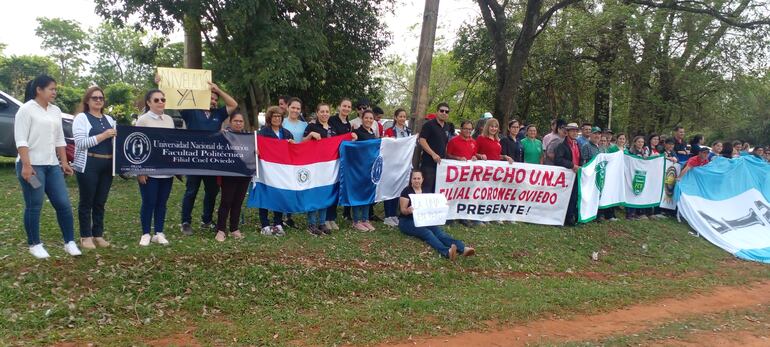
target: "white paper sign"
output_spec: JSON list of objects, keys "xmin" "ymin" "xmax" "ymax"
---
[{"xmin": 409, "ymin": 193, "xmax": 449, "ymax": 227}]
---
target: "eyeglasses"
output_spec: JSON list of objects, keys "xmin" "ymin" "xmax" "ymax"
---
[
  {"xmin": 90, "ymin": 96, "xmax": 105, "ymax": 101},
  {"xmin": 438, "ymin": 109, "xmax": 450, "ymax": 114},
  {"xmin": 153, "ymin": 98, "xmax": 166, "ymax": 103}
]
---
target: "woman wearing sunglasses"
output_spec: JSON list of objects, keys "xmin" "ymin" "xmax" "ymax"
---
[
  {"xmin": 134, "ymin": 90, "xmax": 175, "ymax": 246},
  {"xmin": 72, "ymin": 87, "xmax": 117, "ymax": 250}
]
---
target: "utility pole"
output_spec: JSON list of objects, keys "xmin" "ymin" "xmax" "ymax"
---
[{"xmin": 410, "ymin": 0, "xmax": 440, "ymax": 166}]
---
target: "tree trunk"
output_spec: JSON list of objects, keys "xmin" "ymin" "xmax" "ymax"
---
[
  {"xmin": 495, "ymin": 0, "xmax": 543, "ymax": 128},
  {"xmin": 183, "ymin": 14, "xmax": 203, "ymax": 69},
  {"xmin": 410, "ymin": 0, "xmax": 440, "ymax": 166}
]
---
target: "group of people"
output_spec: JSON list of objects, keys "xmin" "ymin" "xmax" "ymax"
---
[
  {"xmin": 14, "ymin": 75, "xmax": 473, "ymax": 261},
  {"xmin": 15, "ymin": 73, "xmax": 766, "ymax": 260}
]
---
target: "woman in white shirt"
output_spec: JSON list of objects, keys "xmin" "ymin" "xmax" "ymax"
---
[
  {"xmin": 14, "ymin": 75, "xmax": 80, "ymax": 259},
  {"xmin": 73, "ymin": 87, "xmax": 117, "ymax": 250},
  {"xmin": 135, "ymin": 90, "xmax": 175, "ymax": 246}
]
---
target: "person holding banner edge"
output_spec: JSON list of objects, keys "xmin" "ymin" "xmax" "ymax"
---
[
  {"xmin": 304, "ymin": 103, "xmax": 336, "ymax": 236},
  {"xmin": 169, "ymin": 77, "xmax": 238, "ymax": 236},
  {"xmin": 327, "ymin": 98, "xmax": 355, "ymax": 228},
  {"xmin": 257, "ymin": 106, "xmax": 295, "ymax": 236},
  {"xmin": 15, "ymin": 75, "xmax": 81, "ymax": 258},
  {"xmin": 136, "ymin": 90, "xmax": 175, "ymax": 246},
  {"xmin": 351, "ymin": 110, "xmax": 378, "ymax": 232},
  {"xmin": 382, "ymin": 108, "xmax": 412, "ymax": 227},
  {"xmin": 554, "ymin": 122, "xmax": 582, "ymax": 226},
  {"xmin": 399, "ymin": 170, "xmax": 475, "ymax": 260},
  {"xmin": 73, "ymin": 86, "xmax": 117, "ymax": 249}
]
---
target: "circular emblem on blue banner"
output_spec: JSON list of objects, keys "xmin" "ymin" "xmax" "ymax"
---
[
  {"xmin": 297, "ymin": 168, "xmax": 311, "ymax": 186},
  {"xmin": 371, "ymin": 156, "xmax": 384, "ymax": 184},
  {"xmin": 124, "ymin": 132, "xmax": 151, "ymax": 165}
]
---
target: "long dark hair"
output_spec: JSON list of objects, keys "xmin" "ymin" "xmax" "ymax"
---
[
  {"xmin": 143, "ymin": 89, "xmax": 164, "ymax": 112},
  {"xmin": 24, "ymin": 75, "xmax": 56, "ymax": 102}
]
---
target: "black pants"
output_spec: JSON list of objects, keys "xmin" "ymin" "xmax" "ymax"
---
[
  {"xmin": 181, "ymin": 175, "xmax": 220, "ymax": 225},
  {"xmin": 76, "ymin": 157, "xmax": 113, "ymax": 238},
  {"xmin": 565, "ymin": 176, "xmax": 578, "ymax": 225},
  {"xmin": 216, "ymin": 177, "xmax": 250, "ymax": 232},
  {"xmin": 599, "ymin": 207, "xmax": 616, "ymax": 219},
  {"xmin": 259, "ymin": 209, "xmax": 283, "ymax": 228}
]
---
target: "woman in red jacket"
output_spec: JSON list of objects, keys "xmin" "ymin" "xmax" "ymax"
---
[{"xmin": 475, "ymin": 118, "xmax": 513, "ymax": 163}]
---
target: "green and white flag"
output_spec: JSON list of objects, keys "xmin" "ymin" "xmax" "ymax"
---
[
  {"xmin": 624, "ymin": 154, "xmax": 665, "ymax": 207},
  {"xmin": 578, "ymin": 152, "xmax": 665, "ymax": 222}
]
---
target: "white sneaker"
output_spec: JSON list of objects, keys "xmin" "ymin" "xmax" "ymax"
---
[
  {"xmin": 273, "ymin": 225, "xmax": 285, "ymax": 236},
  {"xmin": 384, "ymin": 217, "xmax": 398, "ymax": 227},
  {"xmin": 29, "ymin": 244, "xmax": 50, "ymax": 259},
  {"xmin": 139, "ymin": 234, "xmax": 151, "ymax": 246},
  {"xmin": 151, "ymin": 233, "xmax": 169, "ymax": 245},
  {"xmin": 63, "ymin": 241, "xmax": 82, "ymax": 256},
  {"xmin": 260, "ymin": 226, "xmax": 274, "ymax": 235}
]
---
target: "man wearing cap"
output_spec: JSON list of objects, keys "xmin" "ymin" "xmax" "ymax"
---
[
  {"xmin": 678, "ymin": 147, "xmax": 711, "ymax": 180},
  {"xmin": 554, "ymin": 122, "xmax": 583, "ymax": 226},
  {"xmin": 580, "ymin": 126, "xmax": 602, "ymax": 165}
]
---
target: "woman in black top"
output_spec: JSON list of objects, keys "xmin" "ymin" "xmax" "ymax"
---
[
  {"xmin": 215, "ymin": 111, "xmax": 252, "ymax": 242},
  {"xmin": 351, "ymin": 110, "xmax": 377, "ymax": 231},
  {"xmin": 257, "ymin": 106, "xmax": 294, "ymax": 236},
  {"xmin": 398, "ymin": 170, "xmax": 475, "ymax": 260},
  {"xmin": 500, "ymin": 119, "xmax": 523, "ymax": 162},
  {"xmin": 303, "ymin": 103, "xmax": 335, "ymax": 236},
  {"xmin": 328, "ymin": 98, "xmax": 353, "ymax": 136}
]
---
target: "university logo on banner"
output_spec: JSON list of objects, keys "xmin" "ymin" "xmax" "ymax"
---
[
  {"xmin": 436, "ymin": 160, "xmax": 575, "ymax": 225},
  {"xmin": 632, "ymin": 169, "xmax": 647, "ymax": 195},
  {"xmin": 660, "ymin": 161, "xmax": 681, "ymax": 210},
  {"xmin": 123, "ymin": 132, "xmax": 152, "ymax": 165}
]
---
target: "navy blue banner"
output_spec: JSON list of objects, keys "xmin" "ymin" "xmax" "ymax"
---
[{"xmin": 114, "ymin": 125, "xmax": 257, "ymax": 177}]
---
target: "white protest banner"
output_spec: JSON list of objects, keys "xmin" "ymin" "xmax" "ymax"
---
[
  {"xmin": 409, "ymin": 193, "xmax": 449, "ymax": 227},
  {"xmin": 157, "ymin": 67, "xmax": 212, "ymax": 110},
  {"xmin": 436, "ymin": 160, "xmax": 575, "ymax": 225},
  {"xmin": 624, "ymin": 154, "xmax": 665, "ymax": 207},
  {"xmin": 660, "ymin": 160, "xmax": 680, "ymax": 210}
]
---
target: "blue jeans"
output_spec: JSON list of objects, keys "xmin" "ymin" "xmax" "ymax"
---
[
  {"xmin": 399, "ymin": 217, "xmax": 465, "ymax": 258},
  {"xmin": 352, "ymin": 205, "xmax": 369, "ymax": 222},
  {"xmin": 384, "ymin": 198, "xmax": 399, "ymax": 218},
  {"xmin": 181, "ymin": 175, "xmax": 219, "ymax": 224},
  {"xmin": 307, "ymin": 209, "xmax": 327, "ymax": 226},
  {"xmin": 16, "ymin": 163, "xmax": 75, "ymax": 245},
  {"xmin": 139, "ymin": 177, "xmax": 174, "ymax": 234}
]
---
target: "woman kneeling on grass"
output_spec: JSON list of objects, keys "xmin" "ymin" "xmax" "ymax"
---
[{"xmin": 398, "ymin": 170, "xmax": 475, "ymax": 260}]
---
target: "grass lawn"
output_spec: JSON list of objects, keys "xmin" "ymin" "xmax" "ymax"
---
[{"xmin": 1, "ymin": 162, "xmax": 769, "ymax": 346}]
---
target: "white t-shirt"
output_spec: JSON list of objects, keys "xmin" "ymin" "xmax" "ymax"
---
[{"xmin": 14, "ymin": 100, "xmax": 66, "ymax": 166}]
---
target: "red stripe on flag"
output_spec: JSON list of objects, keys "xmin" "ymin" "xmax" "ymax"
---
[{"xmin": 257, "ymin": 133, "xmax": 353, "ymax": 165}]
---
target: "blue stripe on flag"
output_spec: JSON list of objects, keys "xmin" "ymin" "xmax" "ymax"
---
[
  {"xmin": 339, "ymin": 139, "xmax": 381, "ymax": 206},
  {"xmin": 246, "ymin": 182, "xmax": 339, "ymax": 213},
  {"xmin": 735, "ymin": 248, "xmax": 770, "ymax": 264}
]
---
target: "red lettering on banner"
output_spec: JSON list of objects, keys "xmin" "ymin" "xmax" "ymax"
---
[
  {"xmin": 460, "ymin": 165, "xmax": 470, "ymax": 181},
  {"xmin": 555, "ymin": 172, "xmax": 567, "ymax": 187},
  {"xmin": 446, "ymin": 166, "xmax": 459, "ymax": 182},
  {"xmin": 535, "ymin": 190, "xmax": 545, "ymax": 202},
  {"xmin": 529, "ymin": 170, "xmax": 542, "ymax": 185},
  {"xmin": 482, "ymin": 166, "xmax": 493, "ymax": 181},
  {"xmin": 492, "ymin": 167, "xmax": 504, "ymax": 181},
  {"xmin": 542, "ymin": 171, "xmax": 554, "ymax": 186},
  {"xmin": 515, "ymin": 169, "xmax": 526, "ymax": 184},
  {"xmin": 470, "ymin": 166, "xmax": 483, "ymax": 181},
  {"xmin": 504, "ymin": 167, "xmax": 515, "ymax": 183},
  {"xmin": 549, "ymin": 193, "xmax": 557, "ymax": 205}
]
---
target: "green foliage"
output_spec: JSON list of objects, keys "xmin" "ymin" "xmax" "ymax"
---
[
  {"xmin": 53, "ymin": 85, "xmax": 85, "ymax": 114},
  {"xmin": 34, "ymin": 17, "xmax": 89, "ymax": 85},
  {"xmin": 0, "ymin": 55, "xmax": 60, "ymax": 99},
  {"xmin": 104, "ymin": 82, "xmax": 141, "ymax": 124}
]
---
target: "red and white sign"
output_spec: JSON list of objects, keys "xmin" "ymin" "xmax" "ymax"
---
[{"xmin": 436, "ymin": 160, "xmax": 575, "ymax": 225}]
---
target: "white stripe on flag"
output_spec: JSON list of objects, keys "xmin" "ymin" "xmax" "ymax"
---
[
  {"xmin": 256, "ymin": 160, "xmax": 339, "ymax": 191},
  {"xmin": 375, "ymin": 136, "xmax": 416, "ymax": 202}
]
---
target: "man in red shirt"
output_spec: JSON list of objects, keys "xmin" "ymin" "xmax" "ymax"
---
[
  {"xmin": 446, "ymin": 121, "xmax": 478, "ymax": 161},
  {"xmin": 679, "ymin": 147, "xmax": 711, "ymax": 180}
]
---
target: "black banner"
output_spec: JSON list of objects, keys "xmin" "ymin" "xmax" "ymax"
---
[{"xmin": 114, "ymin": 125, "xmax": 257, "ymax": 177}]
